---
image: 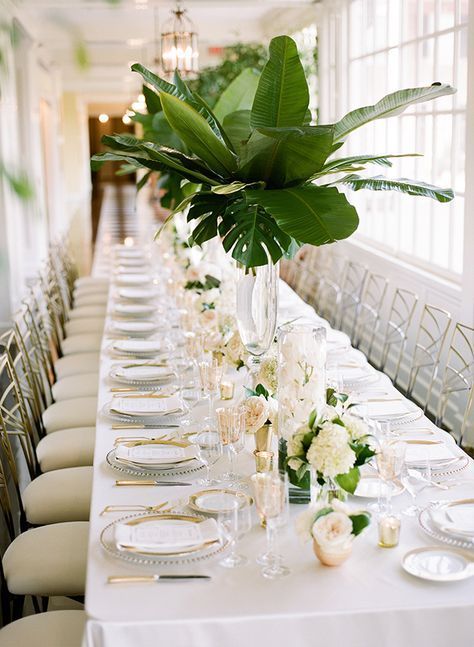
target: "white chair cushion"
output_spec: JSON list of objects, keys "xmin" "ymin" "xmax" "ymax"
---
[
  {"xmin": 61, "ymin": 334, "xmax": 102, "ymax": 356},
  {"xmin": 69, "ymin": 305, "xmax": 107, "ymax": 320},
  {"xmin": 2, "ymin": 522, "xmax": 89, "ymax": 596},
  {"xmin": 23, "ymin": 466, "xmax": 92, "ymax": 525},
  {"xmin": 0, "ymin": 610, "xmax": 86, "ymax": 647},
  {"xmin": 73, "ymin": 293, "xmax": 108, "ymax": 307},
  {"xmin": 65, "ymin": 318, "xmax": 104, "ymax": 336},
  {"xmin": 36, "ymin": 426, "xmax": 95, "ymax": 472},
  {"xmin": 52, "ymin": 372, "xmax": 99, "ymax": 401},
  {"xmin": 43, "ymin": 396, "xmax": 97, "ymax": 433},
  {"xmin": 74, "ymin": 276, "xmax": 108, "ymax": 288},
  {"xmin": 55, "ymin": 353, "xmax": 100, "ymax": 379}
]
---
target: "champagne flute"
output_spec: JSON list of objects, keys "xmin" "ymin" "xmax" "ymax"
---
[
  {"xmin": 251, "ymin": 472, "xmax": 290, "ymax": 579},
  {"xmin": 216, "ymin": 405, "xmax": 246, "ymax": 485},
  {"xmin": 198, "ymin": 356, "xmax": 224, "ymax": 431}
]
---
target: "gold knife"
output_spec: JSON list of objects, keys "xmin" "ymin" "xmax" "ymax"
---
[{"xmin": 108, "ymin": 574, "xmax": 211, "ymax": 583}]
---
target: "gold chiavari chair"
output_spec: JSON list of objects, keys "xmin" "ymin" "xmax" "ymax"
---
[
  {"xmin": 333, "ymin": 260, "xmax": 368, "ymax": 340},
  {"xmin": 435, "ymin": 323, "xmax": 474, "ymax": 449},
  {"xmin": 404, "ymin": 304, "xmax": 452, "ymax": 410},
  {"xmin": 377, "ymin": 287, "xmax": 418, "ymax": 383},
  {"xmin": 0, "ymin": 440, "xmax": 89, "ymax": 621},
  {"xmin": 353, "ymin": 272, "xmax": 389, "ymax": 358}
]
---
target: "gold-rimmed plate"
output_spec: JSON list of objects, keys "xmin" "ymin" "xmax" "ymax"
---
[
  {"xmin": 352, "ymin": 473, "xmax": 404, "ymax": 499},
  {"xmin": 100, "ymin": 511, "xmax": 229, "ymax": 565},
  {"xmin": 188, "ymin": 489, "xmax": 254, "ymax": 515},
  {"xmin": 115, "ymin": 438, "xmax": 198, "ymax": 469}
]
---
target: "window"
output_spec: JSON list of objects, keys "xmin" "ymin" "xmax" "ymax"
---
[{"xmin": 318, "ymin": 0, "xmax": 468, "ymax": 279}]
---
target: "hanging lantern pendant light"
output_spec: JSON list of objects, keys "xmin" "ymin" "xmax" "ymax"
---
[{"xmin": 161, "ymin": 4, "xmax": 199, "ymax": 77}]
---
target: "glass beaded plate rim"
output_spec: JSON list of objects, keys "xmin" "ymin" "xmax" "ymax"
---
[
  {"xmin": 106, "ymin": 448, "xmax": 206, "ymax": 478},
  {"xmin": 100, "ymin": 509, "xmax": 230, "ymax": 565},
  {"xmin": 418, "ymin": 505, "xmax": 474, "ymax": 551}
]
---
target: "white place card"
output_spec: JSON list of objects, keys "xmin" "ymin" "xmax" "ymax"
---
[{"xmin": 115, "ymin": 518, "xmax": 219, "ymax": 552}]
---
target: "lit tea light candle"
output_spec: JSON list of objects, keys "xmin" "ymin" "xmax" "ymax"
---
[
  {"xmin": 378, "ymin": 515, "xmax": 401, "ymax": 548},
  {"xmin": 220, "ymin": 380, "xmax": 234, "ymax": 400}
]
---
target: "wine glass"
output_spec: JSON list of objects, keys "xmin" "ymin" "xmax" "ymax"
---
[
  {"xmin": 216, "ymin": 405, "xmax": 246, "ymax": 484},
  {"xmin": 375, "ymin": 438, "xmax": 406, "ymax": 515},
  {"xmin": 251, "ymin": 472, "xmax": 290, "ymax": 579},
  {"xmin": 195, "ymin": 430, "xmax": 223, "ymax": 486},
  {"xmin": 218, "ymin": 493, "xmax": 251, "ymax": 568},
  {"xmin": 198, "ymin": 356, "xmax": 224, "ymax": 431}
]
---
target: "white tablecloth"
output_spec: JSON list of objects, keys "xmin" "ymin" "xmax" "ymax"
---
[{"xmin": 83, "ymin": 226, "xmax": 474, "ymax": 647}]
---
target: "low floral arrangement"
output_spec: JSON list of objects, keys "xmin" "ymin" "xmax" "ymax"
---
[
  {"xmin": 242, "ymin": 383, "xmax": 278, "ymax": 434},
  {"xmin": 283, "ymin": 389, "xmax": 375, "ymax": 495},
  {"xmin": 296, "ymin": 499, "xmax": 370, "ymax": 565}
]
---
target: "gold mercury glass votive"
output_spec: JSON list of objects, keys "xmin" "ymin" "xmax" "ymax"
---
[
  {"xmin": 254, "ymin": 450, "xmax": 274, "ymax": 473},
  {"xmin": 378, "ymin": 515, "xmax": 401, "ymax": 548},
  {"xmin": 220, "ymin": 381, "xmax": 234, "ymax": 400}
]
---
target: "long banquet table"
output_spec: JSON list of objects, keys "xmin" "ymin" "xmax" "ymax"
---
[{"xmin": 83, "ymin": 208, "xmax": 474, "ymax": 647}]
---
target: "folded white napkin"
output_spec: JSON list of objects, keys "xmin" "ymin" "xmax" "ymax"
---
[
  {"xmin": 111, "ymin": 394, "xmax": 182, "ymax": 416},
  {"xmin": 113, "ymin": 339, "xmax": 162, "ymax": 354},
  {"xmin": 117, "ymin": 273, "xmax": 152, "ymax": 285},
  {"xmin": 114, "ymin": 303, "xmax": 155, "ymax": 315},
  {"xmin": 405, "ymin": 443, "xmax": 456, "ymax": 464},
  {"xmin": 430, "ymin": 504, "xmax": 474, "ymax": 536},
  {"xmin": 115, "ymin": 364, "xmax": 173, "ymax": 380},
  {"xmin": 367, "ymin": 400, "xmax": 411, "ymax": 417},
  {"xmin": 118, "ymin": 288, "xmax": 156, "ymax": 300},
  {"xmin": 115, "ymin": 518, "xmax": 219, "ymax": 553},
  {"xmin": 112, "ymin": 321, "xmax": 156, "ymax": 333},
  {"xmin": 115, "ymin": 442, "xmax": 199, "ymax": 466}
]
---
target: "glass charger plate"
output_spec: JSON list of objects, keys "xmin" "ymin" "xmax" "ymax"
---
[
  {"xmin": 106, "ymin": 448, "xmax": 206, "ymax": 478},
  {"xmin": 427, "ymin": 454, "xmax": 469, "ymax": 479},
  {"xmin": 418, "ymin": 505, "xmax": 474, "ymax": 551},
  {"xmin": 109, "ymin": 363, "xmax": 176, "ymax": 386},
  {"xmin": 101, "ymin": 401, "xmax": 186, "ymax": 425},
  {"xmin": 100, "ymin": 511, "xmax": 230, "ymax": 565},
  {"xmin": 188, "ymin": 489, "xmax": 253, "ymax": 515}
]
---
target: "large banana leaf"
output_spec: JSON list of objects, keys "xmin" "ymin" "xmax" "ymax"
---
[
  {"xmin": 334, "ymin": 83, "xmax": 456, "ymax": 141},
  {"xmin": 91, "ymin": 151, "xmax": 163, "ymax": 173},
  {"xmin": 132, "ymin": 63, "xmax": 228, "ymax": 145},
  {"xmin": 214, "ymin": 68, "xmax": 260, "ymax": 122},
  {"xmin": 160, "ymin": 92, "xmax": 237, "ymax": 177},
  {"xmin": 238, "ymin": 125, "xmax": 334, "ymax": 187},
  {"xmin": 150, "ymin": 112, "xmax": 183, "ymax": 150},
  {"xmin": 309, "ymin": 153, "xmax": 422, "ymax": 180},
  {"xmin": 250, "ymin": 35, "xmax": 309, "ymax": 129},
  {"xmin": 223, "ymin": 110, "xmax": 252, "ymax": 155},
  {"xmin": 142, "ymin": 84, "xmax": 161, "ymax": 114},
  {"xmin": 138, "ymin": 142, "xmax": 223, "ymax": 185},
  {"xmin": 102, "ymin": 133, "xmax": 143, "ymax": 152},
  {"xmin": 219, "ymin": 201, "xmax": 292, "ymax": 266},
  {"xmin": 337, "ymin": 174, "xmax": 455, "ymax": 202},
  {"xmin": 245, "ymin": 186, "xmax": 359, "ymax": 246}
]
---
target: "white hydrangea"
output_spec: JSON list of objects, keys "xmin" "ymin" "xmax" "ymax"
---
[
  {"xmin": 341, "ymin": 413, "xmax": 369, "ymax": 441},
  {"xmin": 257, "ymin": 354, "xmax": 278, "ymax": 394},
  {"xmin": 287, "ymin": 430, "xmax": 306, "ymax": 471},
  {"xmin": 307, "ymin": 422, "xmax": 356, "ymax": 478}
]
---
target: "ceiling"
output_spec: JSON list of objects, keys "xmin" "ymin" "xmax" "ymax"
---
[{"xmin": 15, "ymin": 0, "xmax": 319, "ymax": 102}]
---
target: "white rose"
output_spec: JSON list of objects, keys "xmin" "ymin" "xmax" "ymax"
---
[
  {"xmin": 199, "ymin": 309, "xmax": 218, "ymax": 328},
  {"xmin": 342, "ymin": 413, "xmax": 369, "ymax": 441},
  {"xmin": 307, "ymin": 423, "xmax": 356, "ymax": 478},
  {"xmin": 311, "ymin": 511, "xmax": 353, "ymax": 550},
  {"xmin": 295, "ymin": 506, "xmax": 318, "ymax": 544},
  {"xmin": 267, "ymin": 396, "xmax": 278, "ymax": 423},
  {"xmin": 244, "ymin": 395, "xmax": 270, "ymax": 433},
  {"xmin": 224, "ymin": 330, "xmax": 247, "ymax": 367}
]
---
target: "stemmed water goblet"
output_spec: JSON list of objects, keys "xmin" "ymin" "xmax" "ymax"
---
[
  {"xmin": 216, "ymin": 405, "xmax": 246, "ymax": 485},
  {"xmin": 251, "ymin": 472, "xmax": 290, "ymax": 579},
  {"xmin": 375, "ymin": 437, "xmax": 406, "ymax": 515},
  {"xmin": 195, "ymin": 430, "xmax": 223, "ymax": 486}
]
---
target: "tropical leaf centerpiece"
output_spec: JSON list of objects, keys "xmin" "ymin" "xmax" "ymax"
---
[{"xmin": 92, "ymin": 35, "xmax": 455, "ymax": 268}]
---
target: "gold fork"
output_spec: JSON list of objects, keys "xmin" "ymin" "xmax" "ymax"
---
[
  {"xmin": 100, "ymin": 501, "xmax": 169, "ymax": 516},
  {"xmin": 113, "ymin": 434, "xmax": 172, "ymax": 445}
]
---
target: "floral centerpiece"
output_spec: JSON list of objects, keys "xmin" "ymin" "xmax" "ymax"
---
[
  {"xmin": 296, "ymin": 500, "xmax": 371, "ymax": 566},
  {"xmin": 281, "ymin": 389, "xmax": 375, "ymax": 500}
]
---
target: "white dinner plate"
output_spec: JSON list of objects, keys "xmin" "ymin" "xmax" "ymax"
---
[
  {"xmin": 111, "ymin": 339, "xmax": 162, "ymax": 355},
  {"xmin": 402, "ymin": 546, "xmax": 474, "ymax": 582},
  {"xmin": 110, "ymin": 394, "xmax": 183, "ymax": 417},
  {"xmin": 352, "ymin": 473, "xmax": 404, "ymax": 499},
  {"xmin": 110, "ymin": 363, "xmax": 175, "ymax": 383},
  {"xmin": 118, "ymin": 287, "xmax": 158, "ymax": 301},
  {"xmin": 109, "ymin": 320, "xmax": 158, "ymax": 336},
  {"xmin": 429, "ymin": 499, "xmax": 474, "ymax": 538},
  {"xmin": 112, "ymin": 303, "xmax": 156, "ymax": 318},
  {"xmin": 116, "ymin": 273, "xmax": 153, "ymax": 286}
]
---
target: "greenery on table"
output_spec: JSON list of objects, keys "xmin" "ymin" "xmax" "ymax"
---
[{"xmin": 92, "ymin": 34, "xmax": 455, "ymax": 269}]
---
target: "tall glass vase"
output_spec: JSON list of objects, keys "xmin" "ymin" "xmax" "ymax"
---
[
  {"xmin": 277, "ymin": 323, "xmax": 327, "ymax": 439},
  {"xmin": 236, "ymin": 257, "xmax": 279, "ymax": 385}
]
